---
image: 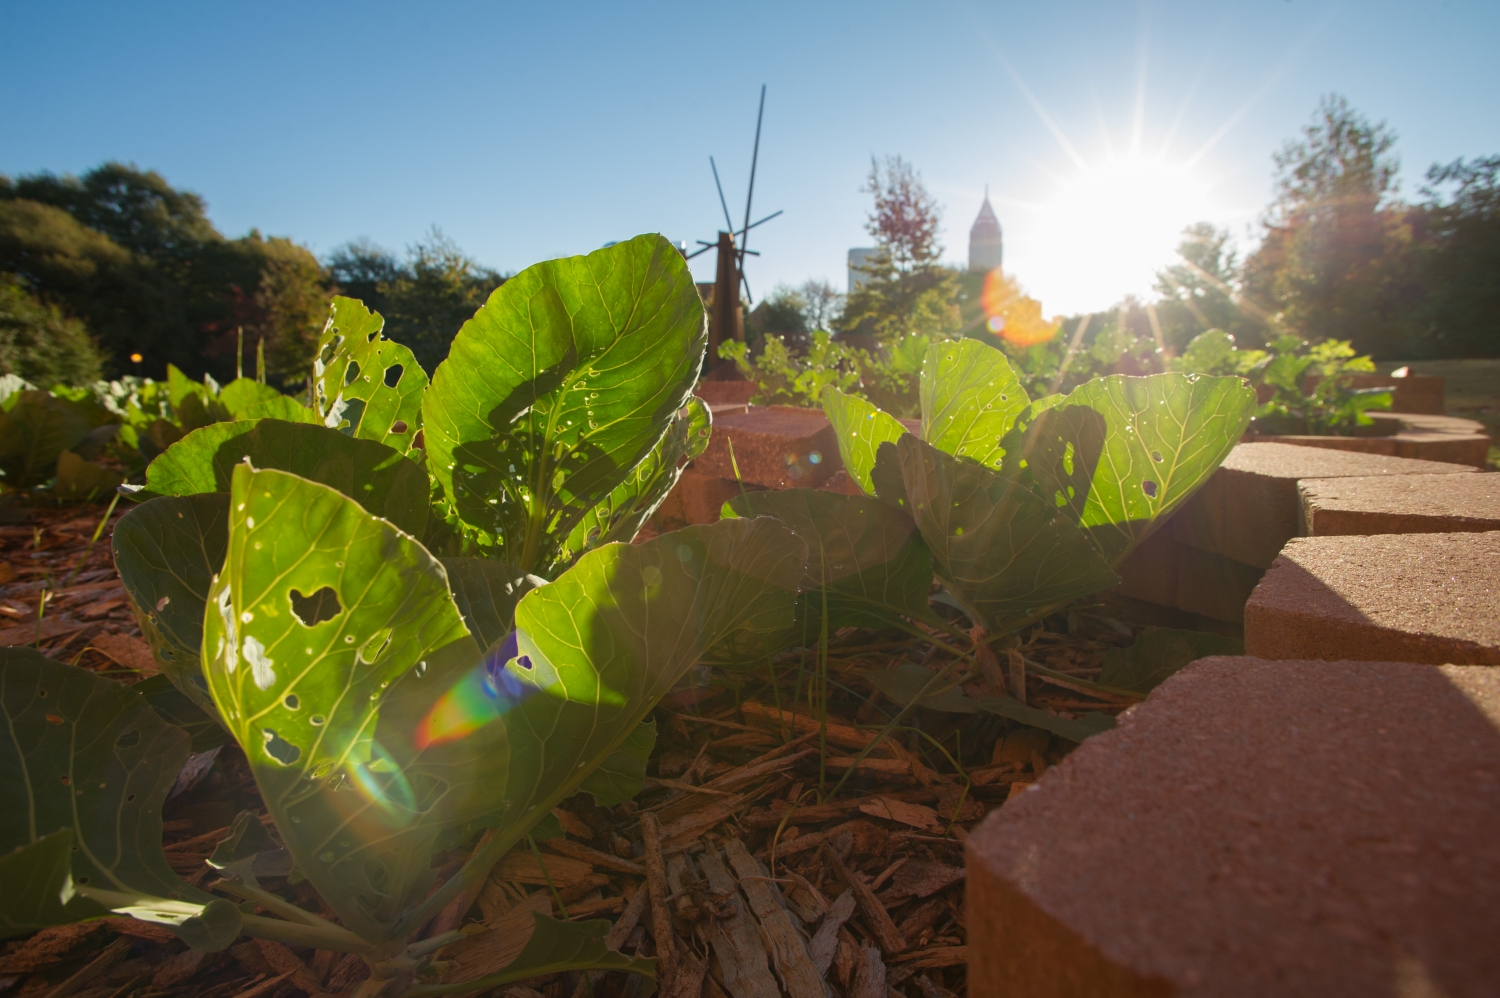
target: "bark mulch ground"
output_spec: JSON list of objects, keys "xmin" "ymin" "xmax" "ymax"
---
[{"xmin": 0, "ymin": 498, "xmax": 1161, "ymax": 998}]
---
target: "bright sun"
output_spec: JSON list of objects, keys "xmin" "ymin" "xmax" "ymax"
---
[{"xmin": 1023, "ymin": 155, "xmax": 1217, "ymax": 316}]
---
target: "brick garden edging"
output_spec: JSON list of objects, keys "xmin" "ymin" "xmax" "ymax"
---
[
  {"xmin": 663, "ymin": 394, "xmax": 1500, "ymax": 991},
  {"xmin": 965, "ymin": 657, "xmax": 1500, "ymax": 997}
]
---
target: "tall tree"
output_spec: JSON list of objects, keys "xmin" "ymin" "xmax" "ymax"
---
[
  {"xmin": 1243, "ymin": 95, "xmax": 1417, "ymax": 357},
  {"xmin": 798, "ymin": 278, "xmax": 844, "ymax": 332},
  {"xmin": 1153, "ymin": 223, "xmax": 1265, "ymax": 352},
  {"xmin": 839, "ymin": 156, "xmax": 959, "ymax": 341},
  {"xmin": 1417, "ymin": 157, "xmax": 1500, "ymax": 357},
  {"xmin": 378, "ymin": 229, "xmax": 505, "ymax": 373}
]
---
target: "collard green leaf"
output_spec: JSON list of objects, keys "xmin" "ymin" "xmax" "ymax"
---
[
  {"xmin": 0, "ymin": 648, "xmax": 228, "ymax": 937},
  {"xmin": 723, "ymin": 489, "xmax": 935, "ymax": 632},
  {"xmin": 919, "ymin": 339, "xmax": 1030, "ymax": 469},
  {"xmin": 313, "ymin": 297, "xmax": 428, "ymax": 452},
  {"xmin": 821, "ymin": 386, "xmax": 908, "ymax": 496},
  {"xmin": 0, "ymin": 391, "xmax": 94, "ymax": 487},
  {"xmin": 113, "ymin": 493, "xmax": 229, "ymax": 715},
  {"xmin": 576, "ymin": 719, "xmax": 655, "ymax": 808},
  {"xmin": 202, "ymin": 465, "xmax": 476, "ymax": 938},
  {"xmin": 887, "ymin": 435, "xmax": 1117, "ymax": 631},
  {"xmin": 1017, "ymin": 373, "xmax": 1255, "ymax": 565},
  {"xmin": 0, "ymin": 829, "xmax": 109, "ymax": 939},
  {"xmin": 421, "ymin": 234, "xmax": 706, "ymax": 575},
  {"xmin": 134, "ymin": 674, "xmax": 229, "ymax": 753},
  {"xmin": 394, "ymin": 516, "xmax": 804, "ymax": 880},
  {"xmin": 218, "ymin": 378, "xmax": 283, "ymax": 418},
  {"xmin": 441, "ymin": 557, "xmax": 547, "ymax": 651},
  {"xmin": 975, "ymin": 696, "xmax": 1117, "ymax": 743},
  {"xmin": 139, "ymin": 418, "xmax": 428, "ymax": 537},
  {"xmin": 237, "ymin": 396, "xmax": 321, "ymax": 424},
  {"xmin": 53, "ymin": 450, "xmax": 123, "ymax": 501},
  {"xmin": 562, "ymin": 396, "xmax": 713, "ymax": 564},
  {"xmin": 1099, "ymin": 626, "xmax": 1244, "ymax": 693},
  {"xmin": 866, "ymin": 662, "xmax": 979, "ymax": 714}
]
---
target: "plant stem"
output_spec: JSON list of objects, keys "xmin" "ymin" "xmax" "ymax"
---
[
  {"xmin": 61, "ymin": 492, "xmax": 120, "ymax": 589},
  {"xmin": 528, "ymin": 835, "xmax": 569, "ymax": 919}
]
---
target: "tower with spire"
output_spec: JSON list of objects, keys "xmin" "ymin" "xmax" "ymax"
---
[{"xmin": 968, "ymin": 187, "xmax": 1003, "ymax": 272}]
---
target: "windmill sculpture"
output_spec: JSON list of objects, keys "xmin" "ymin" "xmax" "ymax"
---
[{"xmin": 684, "ymin": 85, "xmax": 783, "ymax": 367}]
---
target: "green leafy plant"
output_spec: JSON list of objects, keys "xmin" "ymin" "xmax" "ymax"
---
[
  {"xmin": 9, "ymin": 235, "xmax": 786, "ymax": 996},
  {"xmin": 717, "ymin": 338, "xmax": 1254, "ymax": 739},
  {"xmin": 1251, "ymin": 334, "xmax": 1393, "ymax": 435},
  {"xmin": 719, "ymin": 329, "xmax": 939, "ymax": 417}
]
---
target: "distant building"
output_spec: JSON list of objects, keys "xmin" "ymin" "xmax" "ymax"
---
[
  {"xmin": 968, "ymin": 188, "xmax": 1003, "ymax": 272},
  {"xmin": 848, "ymin": 247, "xmax": 878, "ymax": 294}
]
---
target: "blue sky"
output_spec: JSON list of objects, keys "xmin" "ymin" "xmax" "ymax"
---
[{"xmin": 3, "ymin": 1, "xmax": 1497, "ymax": 314}]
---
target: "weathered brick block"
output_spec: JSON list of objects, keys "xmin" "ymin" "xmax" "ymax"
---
[
  {"xmin": 691, "ymin": 406, "xmax": 840, "ymax": 489},
  {"xmin": 1301, "ymin": 472, "xmax": 1500, "ymax": 536},
  {"xmin": 1112, "ymin": 530, "xmax": 1264, "ymax": 625},
  {"xmin": 1171, "ymin": 443, "xmax": 1477, "ymax": 569},
  {"xmin": 1245, "ymin": 531, "xmax": 1500, "ymax": 664},
  {"xmin": 1254, "ymin": 428, "xmax": 1491, "ymax": 469},
  {"xmin": 652, "ymin": 470, "xmax": 762, "ymax": 530},
  {"xmin": 967, "ymin": 656, "xmax": 1500, "ymax": 997}
]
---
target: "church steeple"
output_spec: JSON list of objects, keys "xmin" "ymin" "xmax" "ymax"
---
[{"xmin": 968, "ymin": 187, "xmax": 1003, "ymax": 272}]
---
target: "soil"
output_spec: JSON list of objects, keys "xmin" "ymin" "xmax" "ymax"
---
[{"xmin": 0, "ymin": 498, "xmax": 1165, "ymax": 998}]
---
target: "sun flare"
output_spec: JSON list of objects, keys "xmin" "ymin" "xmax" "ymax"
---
[{"xmin": 1024, "ymin": 155, "xmax": 1218, "ymax": 315}]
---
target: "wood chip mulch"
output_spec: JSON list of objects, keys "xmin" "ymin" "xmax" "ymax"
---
[{"xmin": 1, "ymin": 499, "xmax": 1158, "ymax": 998}]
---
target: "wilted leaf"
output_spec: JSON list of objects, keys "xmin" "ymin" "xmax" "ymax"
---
[
  {"xmin": 920, "ymin": 339, "xmax": 1030, "ymax": 469},
  {"xmin": 313, "ymin": 297, "xmax": 428, "ymax": 452},
  {"xmin": 113, "ymin": 494, "xmax": 229, "ymax": 715},
  {"xmin": 886, "ymin": 435, "xmax": 1116, "ymax": 631},
  {"xmin": 422, "ymin": 234, "xmax": 706, "ymax": 575},
  {"xmin": 821, "ymin": 386, "xmax": 908, "ymax": 496},
  {"xmin": 139, "ymin": 418, "xmax": 428, "ymax": 537},
  {"xmin": 1099, "ymin": 626, "xmax": 1244, "ymax": 693}
]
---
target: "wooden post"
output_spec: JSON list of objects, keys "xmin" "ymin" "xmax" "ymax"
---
[{"xmin": 708, "ymin": 231, "xmax": 743, "ymax": 365}]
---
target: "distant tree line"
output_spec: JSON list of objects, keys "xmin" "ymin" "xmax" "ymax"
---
[{"xmin": 0, "ymin": 162, "xmax": 505, "ymax": 387}]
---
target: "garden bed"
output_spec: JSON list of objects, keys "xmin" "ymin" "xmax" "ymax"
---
[{"xmin": 0, "ymin": 498, "xmax": 1174, "ymax": 998}]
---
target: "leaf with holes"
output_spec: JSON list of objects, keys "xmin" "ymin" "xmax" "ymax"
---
[
  {"xmin": 113, "ymin": 493, "xmax": 230, "ymax": 716},
  {"xmin": 385, "ymin": 514, "xmax": 805, "ymax": 920},
  {"xmin": 313, "ymin": 296, "xmax": 428, "ymax": 452},
  {"xmin": 881, "ymin": 435, "xmax": 1116, "ymax": 631},
  {"xmin": 722, "ymin": 488, "xmax": 936, "ymax": 633},
  {"xmin": 137, "ymin": 418, "xmax": 428, "ymax": 537},
  {"xmin": 821, "ymin": 386, "xmax": 908, "ymax": 496},
  {"xmin": 919, "ymin": 338, "xmax": 1030, "ymax": 469},
  {"xmin": 421, "ymin": 234, "xmax": 706, "ymax": 576},
  {"xmin": 202, "ymin": 464, "xmax": 476, "ymax": 939},
  {"xmin": 1014, "ymin": 373, "xmax": 1255, "ymax": 565},
  {"xmin": 0, "ymin": 648, "xmax": 240, "ymax": 946},
  {"xmin": 561, "ymin": 395, "xmax": 713, "ymax": 564}
]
